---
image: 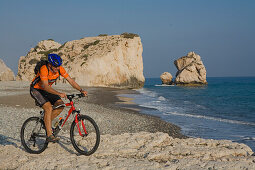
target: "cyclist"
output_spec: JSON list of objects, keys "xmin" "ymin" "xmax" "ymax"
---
[{"xmin": 30, "ymin": 54, "xmax": 87, "ymax": 143}]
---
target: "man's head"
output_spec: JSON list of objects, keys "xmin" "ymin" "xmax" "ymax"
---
[
  {"xmin": 48, "ymin": 54, "xmax": 62, "ymax": 73},
  {"xmin": 48, "ymin": 54, "xmax": 62, "ymax": 66}
]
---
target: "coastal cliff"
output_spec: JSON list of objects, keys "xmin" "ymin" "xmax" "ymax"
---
[
  {"xmin": 16, "ymin": 33, "xmax": 145, "ymax": 89},
  {"xmin": 0, "ymin": 59, "xmax": 15, "ymax": 81}
]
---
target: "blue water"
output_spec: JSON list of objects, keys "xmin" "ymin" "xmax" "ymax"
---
[{"xmin": 121, "ymin": 77, "xmax": 255, "ymax": 150}]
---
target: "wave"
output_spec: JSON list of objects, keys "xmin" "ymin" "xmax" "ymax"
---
[
  {"xmin": 165, "ymin": 111, "xmax": 255, "ymax": 126},
  {"xmin": 134, "ymin": 87, "xmax": 255, "ymax": 127},
  {"xmin": 155, "ymin": 84, "xmax": 175, "ymax": 87},
  {"xmin": 231, "ymin": 136, "xmax": 255, "ymax": 142},
  {"xmin": 136, "ymin": 88, "xmax": 158, "ymax": 98},
  {"xmin": 242, "ymin": 137, "xmax": 255, "ymax": 140},
  {"xmin": 158, "ymin": 96, "xmax": 166, "ymax": 101}
]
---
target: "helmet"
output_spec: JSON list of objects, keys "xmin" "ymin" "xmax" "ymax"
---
[{"xmin": 48, "ymin": 54, "xmax": 62, "ymax": 67}]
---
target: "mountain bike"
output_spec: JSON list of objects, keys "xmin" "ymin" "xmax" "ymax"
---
[{"xmin": 20, "ymin": 93, "xmax": 100, "ymax": 155}]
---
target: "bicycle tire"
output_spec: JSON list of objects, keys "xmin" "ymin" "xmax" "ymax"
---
[
  {"xmin": 20, "ymin": 117, "xmax": 48, "ymax": 154},
  {"xmin": 70, "ymin": 115, "xmax": 100, "ymax": 155}
]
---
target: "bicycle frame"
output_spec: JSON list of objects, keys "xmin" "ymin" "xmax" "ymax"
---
[{"xmin": 60, "ymin": 100, "xmax": 88, "ymax": 137}]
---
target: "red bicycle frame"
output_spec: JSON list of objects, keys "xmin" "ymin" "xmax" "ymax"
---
[{"xmin": 60, "ymin": 100, "xmax": 88, "ymax": 137}]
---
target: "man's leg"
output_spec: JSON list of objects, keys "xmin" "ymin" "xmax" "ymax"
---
[
  {"xmin": 42, "ymin": 102, "xmax": 53, "ymax": 137},
  {"xmin": 51, "ymin": 99, "xmax": 64, "ymax": 121}
]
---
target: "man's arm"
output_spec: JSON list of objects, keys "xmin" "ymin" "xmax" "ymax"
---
[
  {"xmin": 65, "ymin": 76, "xmax": 88, "ymax": 96},
  {"xmin": 41, "ymin": 80, "xmax": 67, "ymax": 98}
]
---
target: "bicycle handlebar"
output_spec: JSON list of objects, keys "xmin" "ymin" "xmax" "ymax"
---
[
  {"xmin": 67, "ymin": 93, "xmax": 86, "ymax": 100},
  {"xmin": 52, "ymin": 93, "xmax": 86, "ymax": 110}
]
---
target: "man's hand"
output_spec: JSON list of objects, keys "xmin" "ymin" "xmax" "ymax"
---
[
  {"xmin": 59, "ymin": 93, "xmax": 67, "ymax": 99},
  {"xmin": 81, "ymin": 90, "xmax": 88, "ymax": 97}
]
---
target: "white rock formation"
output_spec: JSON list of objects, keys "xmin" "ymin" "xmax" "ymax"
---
[
  {"xmin": 160, "ymin": 72, "xmax": 173, "ymax": 85},
  {"xmin": 16, "ymin": 40, "xmax": 62, "ymax": 82},
  {"xmin": 17, "ymin": 34, "xmax": 145, "ymax": 88},
  {"xmin": 0, "ymin": 59, "xmax": 15, "ymax": 81},
  {"xmin": 174, "ymin": 52, "xmax": 207, "ymax": 85},
  {"xmin": 1, "ymin": 132, "xmax": 255, "ymax": 169}
]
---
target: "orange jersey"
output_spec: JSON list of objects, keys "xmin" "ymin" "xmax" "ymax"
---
[{"xmin": 31, "ymin": 65, "xmax": 69, "ymax": 90}]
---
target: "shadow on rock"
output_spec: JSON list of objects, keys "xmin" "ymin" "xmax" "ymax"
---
[
  {"xmin": 0, "ymin": 134, "xmax": 20, "ymax": 148},
  {"xmin": 57, "ymin": 135, "xmax": 78, "ymax": 155}
]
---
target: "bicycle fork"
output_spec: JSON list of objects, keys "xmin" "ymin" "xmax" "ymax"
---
[{"xmin": 75, "ymin": 114, "xmax": 88, "ymax": 137}]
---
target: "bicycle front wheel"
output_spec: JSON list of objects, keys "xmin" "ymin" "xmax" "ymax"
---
[
  {"xmin": 20, "ymin": 117, "xmax": 48, "ymax": 154},
  {"xmin": 70, "ymin": 115, "xmax": 100, "ymax": 155}
]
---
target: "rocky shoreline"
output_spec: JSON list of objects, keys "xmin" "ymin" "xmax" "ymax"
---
[{"xmin": 0, "ymin": 81, "xmax": 255, "ymax": 169}]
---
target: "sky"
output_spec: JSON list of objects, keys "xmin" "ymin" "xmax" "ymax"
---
[{"xmin": 0, "ymin": 0, "xmax": 254, "ymax": 78}]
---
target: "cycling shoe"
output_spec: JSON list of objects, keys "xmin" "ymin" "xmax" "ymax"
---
[{"xmin": 46, "ymin": 135, "xmax": 60, "ymax": 143}]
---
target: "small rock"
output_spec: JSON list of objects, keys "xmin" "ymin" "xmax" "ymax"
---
[{"xmin": 160, "ymin": 72, "xmax": 173, "ymax": 85}]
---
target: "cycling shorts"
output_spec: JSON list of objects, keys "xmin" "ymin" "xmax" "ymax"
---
[{"xmin": 30, "ymin": 86, "xmax": 61, "ymax": 107}]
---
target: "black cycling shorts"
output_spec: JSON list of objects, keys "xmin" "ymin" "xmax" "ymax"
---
[{"xmin": 30, "ymin": 87, "xmax": 61, "ymax": 107}]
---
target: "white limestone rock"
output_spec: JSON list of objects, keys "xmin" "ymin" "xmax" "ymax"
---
[
  {"xmin": 0, "ymin": 59, "xmax": 15, "ymax": 81},
  {"xmin": 1, "ymin": 132, "xmax": 255, "ymax": 169},
  {"xmin": 16, "ymin": 40, "xmax": 62, "ymax": 82},
  {"xmin": 160, "ymin": 72, "xmax": 173, "ymax": 85},
  {"xmin": 16, "ymin": 34, "xmax": 145, "ymax": 88},
  {"xmin": 174, "ymin": 52, "xmax": 207, "ymax": 85}
]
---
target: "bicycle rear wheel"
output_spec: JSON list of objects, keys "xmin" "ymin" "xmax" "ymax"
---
[
  {"xmin": 70, "ymin": 115, "xmax": 100, "ymax": 155},
  {"xmin": 20, "ymin": 117, "xmax": 48, "ymax": 154}
]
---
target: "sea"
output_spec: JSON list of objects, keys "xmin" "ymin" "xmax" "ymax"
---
[{"xmin": 119, "ymin": 77, "xmax": 255, "ymax": 150}]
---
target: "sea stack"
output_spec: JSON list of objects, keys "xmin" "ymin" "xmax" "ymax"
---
[
  {"xmin": 160, "ymin": 72, "xmax": 173, "ymax": 85},
  {"xmin": 174, "ymin": 52, "xmax": 207, "ymax": 85},
  {"xmin": 16, "ymin": 33, "xmax": 145, "ymax": 89},
  {"xmin": 0, "ymin": 59, "xmax": 15, "ymax": 81}
]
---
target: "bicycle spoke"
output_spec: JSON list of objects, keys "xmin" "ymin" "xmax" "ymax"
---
[
  {"xmin": 70, "ymin": 115, "xmax": 100, "ymax": 155},
  {"xmin": 21, "ymin": 117, "xmax": 48, "ymax": 154}
]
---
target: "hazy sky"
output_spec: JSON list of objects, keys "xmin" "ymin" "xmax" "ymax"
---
[{"xmin": 0, "ymin": 0, "xmax": 254, "ymax": 78}]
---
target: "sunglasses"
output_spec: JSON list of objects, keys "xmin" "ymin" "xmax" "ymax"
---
[{"xmin": 50, "ymin": 64, "xmax": 59, "ymax": 68}]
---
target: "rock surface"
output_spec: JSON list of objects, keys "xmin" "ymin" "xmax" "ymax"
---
[
  {"xmin": 160, "ymin": 72, "xmax": 173, "ymax": 85},
  {"xmin": 174, "ymin": 52, "xmax": 207, "ymax": 85},
  {"xmin": 1, "ymin": 132, "xmax": 255, "ymax": 169},
  {"xmin": 16, "ymin": 34, "xmax": 145, "ymax": 88},
  {"xmin": 0, "ymin": 59, "xmax": 15, "ymax": 81}
]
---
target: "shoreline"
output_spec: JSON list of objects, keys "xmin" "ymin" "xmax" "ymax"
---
[
  {"xmin": 0, "ymin": 82, "xmax": 185, "ymax": 139},
  {"xmin": 84, "ymin": 87, "xmax": 185, "ymax": 138}
]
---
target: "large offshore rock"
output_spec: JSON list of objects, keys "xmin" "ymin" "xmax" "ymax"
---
[
  {"xmin": 16, "ymin": 34, "xmax": 145, "ymax": 88},
  {"xmin": 160, "ymin": 72, "xmax": 173, "ymax": 85},
  {"xmin": 174, "ymin": 52, "xmax": 207, "ymax": 85},
  {"xmin": 0, "ymin": 59, "xmax": 15, "ymax": 81}
]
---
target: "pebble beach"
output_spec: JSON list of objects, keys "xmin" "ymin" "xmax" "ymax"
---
[{"xmin": 1, "ymin": 81, "xmax": 255, "ymax": 169}]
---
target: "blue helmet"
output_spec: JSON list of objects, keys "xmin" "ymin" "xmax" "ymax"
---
[{"xmin": 48, "ymin": 54, "xmax": 62, "ymax": 67}]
